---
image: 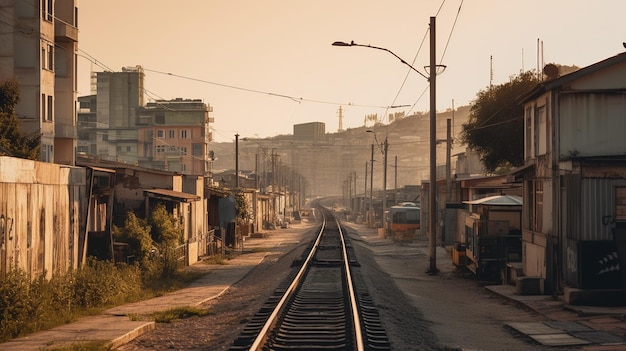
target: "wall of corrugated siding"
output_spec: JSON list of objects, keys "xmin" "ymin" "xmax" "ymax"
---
[
  {"xmin": 560, "ymin": 93, "xmax": 626, "ymax": 158},
  {"xmin": 579, "ymin": 178, "xmax": 615, "ymax": 241}
]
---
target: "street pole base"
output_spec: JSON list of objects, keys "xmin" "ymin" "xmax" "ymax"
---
[{"xmin": 426, "ymin": 267, "xmax": 439, "ymax": 275}]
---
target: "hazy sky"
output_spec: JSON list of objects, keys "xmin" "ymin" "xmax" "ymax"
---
[{"xmin": 78, "ymin": 1, "xmax": 626, "ymax": 142}]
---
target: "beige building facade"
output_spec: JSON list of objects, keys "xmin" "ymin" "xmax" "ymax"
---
[{"xmin": 0, "ymin": 0, "xmax": 79, "ymax": 165}]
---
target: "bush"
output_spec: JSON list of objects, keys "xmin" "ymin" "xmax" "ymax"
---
[
  {"xmin": 149, "ymin": 204, "xmax": 183, "ymax": 247},
  {"xmin": 0, "ymin": 270, "xmax": 36, "ymax": 339},
  {"xmin": 0, "ymin": 261, "xmax": 144, "ymax": 342},
  {"xmin": 112, "ymin": 212, "xmax": 153, "ymax": 264},
  {"xmin": 72, "ymin": 258, "xmax": 143, "ymax": 308}
]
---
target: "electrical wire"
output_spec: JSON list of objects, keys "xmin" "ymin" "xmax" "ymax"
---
[
  {"xmin": 439, "ymin": 0, "xmax": 464, "ymax": 65},
  {"xmin": 142, "ymin": 68, "xmax": 395, "ymax": 109}
]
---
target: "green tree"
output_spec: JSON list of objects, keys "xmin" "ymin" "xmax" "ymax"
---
[
  {"xmin": 460, "ymin": 71, "xmax": 541, "ymax": 172},
  {"xmin": 0, "ymin": 79, "xmax": 40, "ymax": 160},
  {"xmin": 233, "ymin": 191, "xmax": 252, "ymax": 225},
  {"xmin": 149, "ymin": 203, "xmax": 183, "ymax": 247}
]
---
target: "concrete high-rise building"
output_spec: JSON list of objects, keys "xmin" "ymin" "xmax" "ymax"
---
[
  {"xmin": 0, "ymin": 0, "xmax": 79, "ymax": 165},
  {"xmin": 293, "ymin": 122, "xmax": 325, "ymax": 141},
  {"xmin": 77, "ymin": 66, "xmax": 145, "ymax": 164}
]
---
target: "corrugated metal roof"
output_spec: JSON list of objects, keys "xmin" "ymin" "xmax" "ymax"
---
[
  {"xmin": 463, "ymin": 195, "xmax": 523, "ymax": 206},
  {"xmin": 144, "ymin": 189, "xmax": 200, "ymax": 202}
]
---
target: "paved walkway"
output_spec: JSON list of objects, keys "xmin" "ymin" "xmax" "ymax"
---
[{"xmin": 4, "ymin": 218, "xmax": 626, "ymax": 350}]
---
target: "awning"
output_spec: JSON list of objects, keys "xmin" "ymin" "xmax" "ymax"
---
[
  {"xmin": 463, "ymin": 195, "xmax": 523, "ymax": 206},
  {"xmin": 506, "ymin": 163, "xmax": 535, "ymax": 183},
  {"xmin": 144, "ymin": 189, "xmax": 201, "ymax": 202}
]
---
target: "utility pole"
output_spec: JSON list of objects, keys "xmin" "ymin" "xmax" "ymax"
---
[
  {"xmin": 353, "ymin": 171, "xmax": 357, "ymax": 216},
  {"xmin": 442, "ymin": 118, "xmax": 452, "ymax": 244},
  {"xmin": 271, "ymin": 148, "xmax": 276, "ymax": 193},
  {"xmin": 446, "ymin": 118, "xmax": 452, "ymax": 204},
  {"xmin": 428, "ymin": 16, "xmax": 439, "ymax": 274},
  {"xmin": 364, "ymin": 162, "xmax": 368, "ymax": 221},
  {"xmin": 370, "ymin": 144, "xmax": 374, "ymax": 228},
  {"xmin": 235, "ymin": 134, "xmax": 239, "ymax": 189},
  {"xmin": 394, "ymin": 155, "xmax": 398, "ymax": 205},
  {"xmin": 382, "ymin": 137, "xmax": 388, "ymax": 233}
]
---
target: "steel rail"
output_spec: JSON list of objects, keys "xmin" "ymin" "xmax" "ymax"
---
[
  {"xmin": 337, "ymin": 217, "xmax": 364, "ymax": 351},
  {"xmin": 246, "ymin": 210, "xmax": 365, "ymax": 351},
  {"xmin": 247, "ymin": 217, "xmax": 327, "ymax": 351}
]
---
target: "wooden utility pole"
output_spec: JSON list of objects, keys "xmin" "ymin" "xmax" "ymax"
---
[{"xmin": 428, "ymin": 16, "xmax": 439, "ymax": 274}]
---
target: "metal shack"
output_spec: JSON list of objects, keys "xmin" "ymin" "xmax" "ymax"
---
[{"xmin": 463, "ymin": 195, "xmax": 523, "ymax": 282}]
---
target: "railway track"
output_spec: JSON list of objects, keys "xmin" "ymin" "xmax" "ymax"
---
[{"xmin": 229, "ymin": 206, "xmax": 390, "ymax": 351}]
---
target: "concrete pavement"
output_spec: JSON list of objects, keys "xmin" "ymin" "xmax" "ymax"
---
[{"xmin": 4, "ymin": 217, "xmax": 626, "ymax": 350}]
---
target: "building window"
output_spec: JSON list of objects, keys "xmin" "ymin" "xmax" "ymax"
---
[
  {"xmin": 525, "ymin": 107, "xmax": 532, "ymax": 159},
  {"xmin": 41, "ymin": 44, "xmax": 54, "ymax": 71},
  {"xmin": 41, "ymin": 0, "xmax": 53, "ymax": 21},
  {"xmin": 534, "ymin": 181, "xmax": 543, "ymax": 232},
  {"xmin": 47, "ymin": 44, "xmax": 54, "ymax": 71},
  {"xmin": 180, "ymin": 130, "xmax": 189, "ymax": 139},
  {"xmin": 168, "ymin": 130, "xmax": 175, "ymax": 138},
  {"xmin": 156, "ymin": 130, "xmax": 164, "ymax": 138},
  {"xmin": 138, "ymin": 115, "xmax": 151, "ymax": 125},
  {"xmin": 47, "ymin": 95, "xmax": 53, "ymax": 121},
  {"xmin": 155, "ymin": 113, "xmax": 165, "ymax": 124},
  {"xmin": 536, "ymin": 105, "xmax": 547, "ymax": 156},
  {"xmin": 41, "ymin": 94, "xmax": 46, "ymax": 121},
  {"xmin": 192, "ymin": 143, "xmax": 203, "ymax": 156},
  {"xmin": 180, "ymin": 147, "xmax": 187, "ymax": 155}
]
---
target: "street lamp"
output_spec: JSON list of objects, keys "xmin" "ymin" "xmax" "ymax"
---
[
  {"xmin": 367, "ymin": 130, "xmax": 388, "ymax": 234},
  {"xmin": 333, "ymin": 16, "xmax": 440, "ymax": 274}
]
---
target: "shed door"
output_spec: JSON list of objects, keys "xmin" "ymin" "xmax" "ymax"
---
[{"xmin": 613, "ymin": 186, "xmax": 626, "ymax": 287}]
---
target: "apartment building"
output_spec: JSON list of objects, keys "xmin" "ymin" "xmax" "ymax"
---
[
  {"xmin": 78, "ymin": 68, "xmax": 214, "ymax": 176},
  {"xmin": 136, "ymin": 98, "xmax": 213, "ymax": 176},
  {"xmin": 0, "ymin": 0, "xmax": 79, "ymax": 165}
]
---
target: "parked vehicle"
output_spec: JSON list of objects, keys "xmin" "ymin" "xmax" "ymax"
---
[{"xmin": 386, "ymin": 203, "xmax": 420, "ymax": 241}]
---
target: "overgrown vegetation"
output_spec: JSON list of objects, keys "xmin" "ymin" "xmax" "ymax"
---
[
  {"xmin": 233, "ymin": 191, "xmax": 252, "ymax": 226},
  {"xmin": 0, "ymin": 78, "xmax": 41, "ymax": 159},
  {"xmin": 45, "ymin": 341, "xmax": 112, "ymax": 351},
  {"xmin": 0, "ymin": 260, "xmax": 146, "ymax": 342},
  {"xmin": 0, "ymin": 206, "xmax": 198, "ymax": 343}
]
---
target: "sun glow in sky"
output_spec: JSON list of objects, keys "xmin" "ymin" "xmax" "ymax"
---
[{"xmin": 78, "ymin": 0, "xmax": 626, "ymax": 142}]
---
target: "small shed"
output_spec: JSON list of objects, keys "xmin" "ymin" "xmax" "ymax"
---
[{"xmin": 463, "ymin": 195, "xmax": 523, "ymax": 282}]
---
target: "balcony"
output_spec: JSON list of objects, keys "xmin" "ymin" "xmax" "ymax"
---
[
  {"xmin": 55, "ymin": 123, "xmax": 77, "ymax": 139},
  {"xmin": 54, "ymin": 22, "xmax": 78, "ymax": 42}
]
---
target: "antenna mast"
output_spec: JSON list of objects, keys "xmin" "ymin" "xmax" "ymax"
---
[
  {"xmin": 337, "ymin": 106, "xmax": 344, "ymax": 132},
  {"xmin": 489, "ymin": 55, "xmax": 493, "ymax": 90}
]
